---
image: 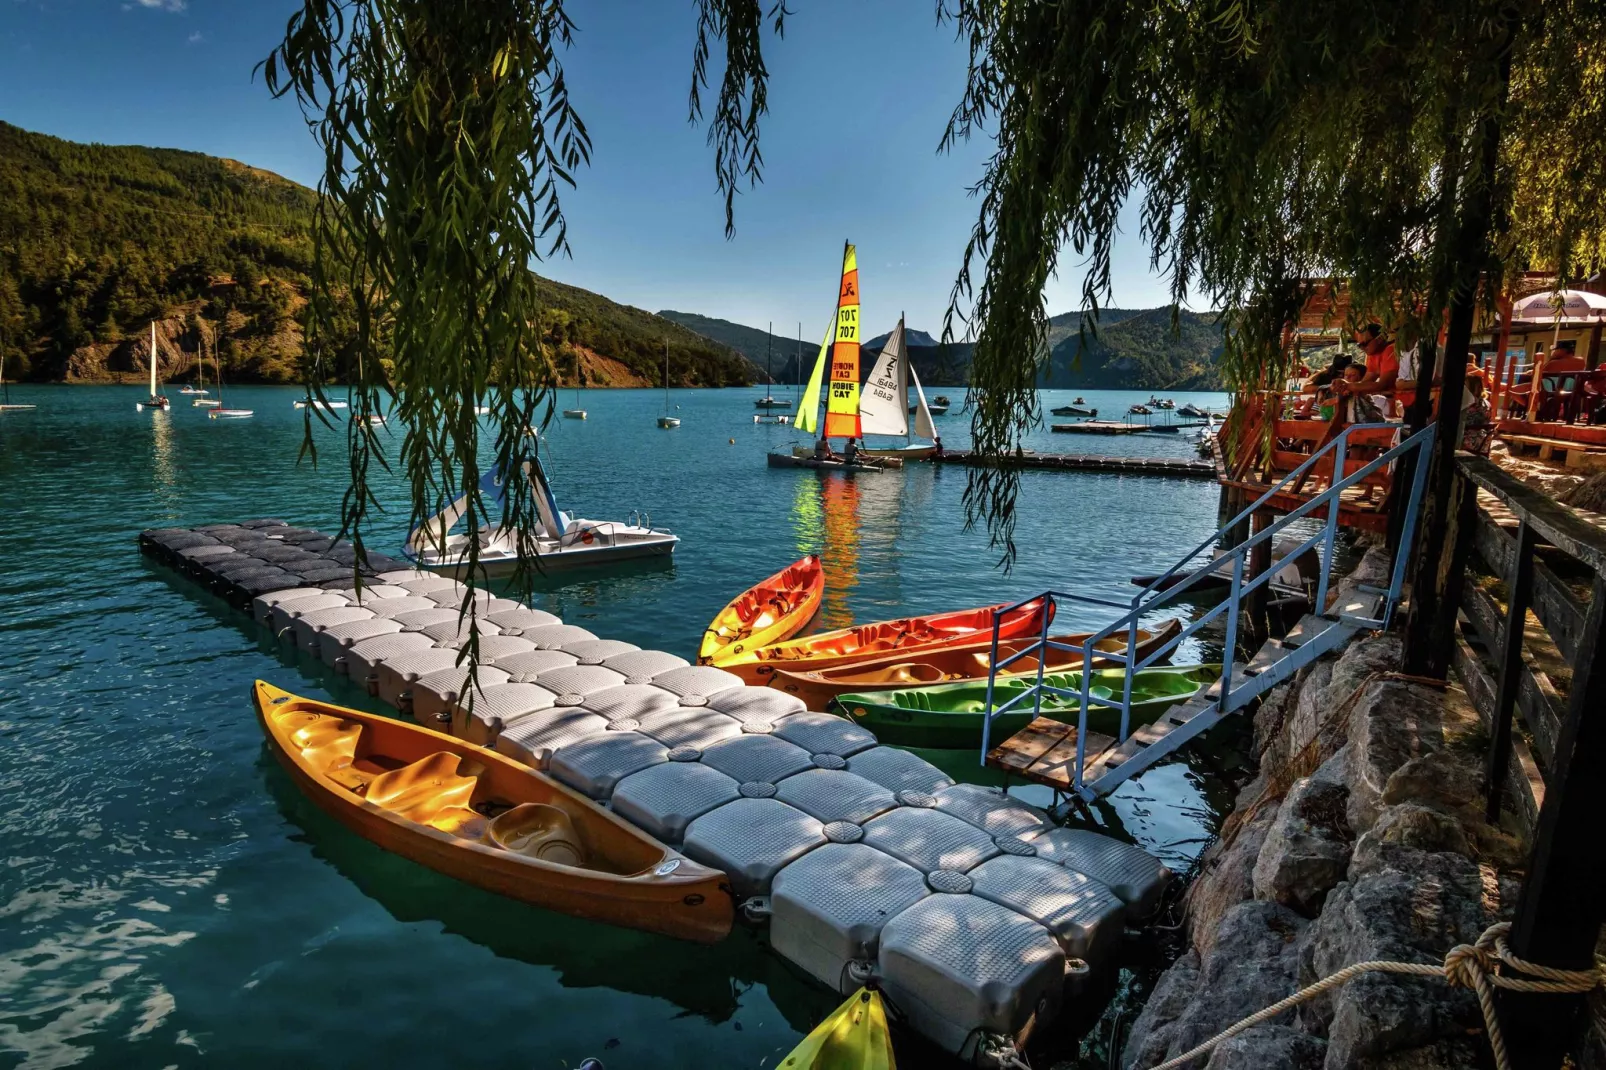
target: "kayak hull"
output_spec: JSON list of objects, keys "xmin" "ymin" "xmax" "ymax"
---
[
  {"xmin": 252, "ymin": 680, "xmax": 733, "ymax": 943},
  {"xmin": 713, "ymin": 598, "xmax": 1055, "ymax": 686},
  {"xmin": 768, "ymin": 618, "xmax": 1183, "ymax": 709},
  {"xmin": 833, "ymin": 664, "xmax": 1221, "ymax": 749},
  {"xmin": 698, "ymin": 555, "xmax": 825, "ymax": 664}
]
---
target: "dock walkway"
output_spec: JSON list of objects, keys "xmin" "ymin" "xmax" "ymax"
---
[
  {"xmin": 139, "ymin": 519, "xmax": 1172, "ymax": 1063},
  {"xmin": 933, "ymin": 451, "xmax": 1215, "ymax": 479}
]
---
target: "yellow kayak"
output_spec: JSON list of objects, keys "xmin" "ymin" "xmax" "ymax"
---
[{"xmin": 780, "ymin": 988, "xmax": 895, "ymax": 1070}]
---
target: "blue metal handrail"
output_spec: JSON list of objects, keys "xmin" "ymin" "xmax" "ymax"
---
[{"xmin": 978, "ymin": 420, "xmax": 1438, "ymax": 796}]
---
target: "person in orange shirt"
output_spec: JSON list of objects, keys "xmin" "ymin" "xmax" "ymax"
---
[{"xmin": 1292, "ymin": 324, "xmax": 1398, "ymax": 494}]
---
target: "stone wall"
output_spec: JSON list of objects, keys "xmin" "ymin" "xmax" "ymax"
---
[{"xmin": 1122, "ymin": 548, "xmax": 1529, "ymax": 1069}]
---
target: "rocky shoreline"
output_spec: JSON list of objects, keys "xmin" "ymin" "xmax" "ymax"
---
[{"xmin": 1121, "ymin": 548, "xmax": 1534, "ymax": 1069}]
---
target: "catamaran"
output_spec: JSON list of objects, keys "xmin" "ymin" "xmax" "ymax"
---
[
  {"xmin": 767, "ymin": 244, "xmax": 936, "ymax": 470},
  {"xmin": 754, "ymin": 322, "xmax": 791, "ymax": 410},
  {"xmin": 138, "ymin": 323, "xmax": 170, "ymax": 411},
  {"xmin": 657, "ymin": 339, "xmax": 679, "ymax": 428},
  {"xmin": 768, "ymin": 241, "xmax": 880, "ymax": 471},
  {"xmin": 404, "ymin": 450, "xmax": 678, "ymax": 577}
]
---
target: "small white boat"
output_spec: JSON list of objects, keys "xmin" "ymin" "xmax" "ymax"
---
[
  {"xmin": 562, "ymin": 409, "xmax": 588, "ymax": 420},
  {"xmin": 179, "ymin": 386, "xmax": 208, "ymax": 395},
  {"xmin": 473, "ymin": 405, "xmax": 491, "ymax": 416},
  {"xmin": 210, "ymin": 408, "xmax": 255, "ymax": 419},
  {"xmin": 753, "ymin": 413, "xmax": 791, "ymax": 424},
  {"xmin": 656, "ymin": 339, "xmax": 678, "ymax": 428},
  {"xmin": 1, "ymin": 349, "xmax": 34, "ymax": 411},
  {"xmin": 194, "ymin": 397, "xmax": 222, "ymax": 408},
  {"xmin": 294, "ymin": 399, "xmax": 349, "ymax": 411},
  {"xmin": 203, "ymin": 334, "xmax": 252, "ymax": 418},
  {"xmin": 405, "ymin": 451, "xmax": 678, "ymax": 577}
]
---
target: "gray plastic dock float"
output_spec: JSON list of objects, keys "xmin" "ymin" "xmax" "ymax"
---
[{"xmin": 139, "ymin": 519, "xmax": 1170, "ymax": 1065}]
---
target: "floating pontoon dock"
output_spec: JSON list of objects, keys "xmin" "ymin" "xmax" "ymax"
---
[
  {"xmin": 930, "ymin": 451, "xmax": 1215, "ymax": 479},
  {"xmin": 1050, "ymin": 420, "xmax": 1206, "ymax": 435},
  {"xmin": 139, "ymin": 519, "xmax": 1170, "ymax": 1064}
]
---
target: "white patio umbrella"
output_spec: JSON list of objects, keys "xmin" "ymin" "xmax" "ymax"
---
[{"xmin": 1509, "ymin": 288, "xmax": 1606, "ymax": 324}]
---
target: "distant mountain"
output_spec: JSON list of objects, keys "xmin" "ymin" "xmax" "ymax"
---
[
  {"xmin": 655, "ymin": 311, "xmax": 798, "ymax": 383},
  {"xmin": 0, "ymin": 121, "xmax": 753, "ymax": 387},
  {"xmin": 666, "ymin": 306, "xmax": 1223, "ymax": 390}
]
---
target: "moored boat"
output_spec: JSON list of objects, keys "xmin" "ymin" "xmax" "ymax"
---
[
  {"xmin": 138, "ymin": 322, "xmax": 171, "ymax": 411},
  {"xmin": 1050, "ymin": 404, "xmax": 1097, "ymax": 417},
  {"xmin": 767, "ymin": 452, "xmax": 887, "ymax": 473},
  {"xmin": 699, "ymin": 555, "xmax": 824, "ymax": 664},
  {"xmin": 404, "ymin": 449, "xmax": 678, "ymax": 576},
  {"xmin": 768, "ymin": 618, "xmax": 1184, "ymax": 709},
  {"xmin": 712, "ymin": 597, "xmax": 1054, "ymax": 683},
  {"xmin": 252, "ymin": 680, "xmax": 733, "ymax": 943},
  {"xmin": 832, "ymin": 663, "xmax": 1220, "ymax": 749}
]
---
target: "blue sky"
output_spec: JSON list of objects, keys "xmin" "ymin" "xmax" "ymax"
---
[{"xmin": 0, "ymin": 0, "xmax": 1173, "ymax": 335}]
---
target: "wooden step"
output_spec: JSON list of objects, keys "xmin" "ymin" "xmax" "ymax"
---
[{"xmin": 986, "ymin": 717, "xmax": 1116, "ymax": 793}]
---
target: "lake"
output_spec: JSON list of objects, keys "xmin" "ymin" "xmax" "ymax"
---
[{"xmin": 0, "ymin": 384, "xmax": 1242, "ymax": 1069}]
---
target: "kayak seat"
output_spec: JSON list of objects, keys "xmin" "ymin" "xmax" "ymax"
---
[
  {"xmin": 281, "ymin": 712, "xmax": 365, "ymax": 786},
  {"xmin": 886, "ymin": 663, "xmax": 946, "ymax": 686},
  {"xmin": 487, "ymin": 802, "xmax": 589, "ymax": 867},
  {"xmin": 365, "ymin": 752, "xmax": 482, "ymax": 829}
]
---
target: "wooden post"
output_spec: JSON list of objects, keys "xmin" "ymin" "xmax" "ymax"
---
[
  {"xmin": 1491, "ymin": 292, "xmax": 1514, "ymax": 415},
  {"xmin": 1587, "ymin": 322, "xmax": 1601, "ymax": 372},
  {"xmin": 1485, "ymin": 520, "xmax": 1536, "ymax": 823},
  {"xmin": 1503, "ymin": 572, "xmax": 1606, "ymax": 1067}
]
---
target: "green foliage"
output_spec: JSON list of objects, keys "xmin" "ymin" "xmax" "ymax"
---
[{"xmin": 0, "ymin": 120, "xmax": 315, "ymax": 380}]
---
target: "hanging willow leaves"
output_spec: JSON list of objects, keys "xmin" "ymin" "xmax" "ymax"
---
[
  {"xmin": 937, "ymin": 0, "xmax": 1606, "ymax": 562},
  {"xmin": 262, "ymin": 1, "xmax": 589, "ymax": 663}
]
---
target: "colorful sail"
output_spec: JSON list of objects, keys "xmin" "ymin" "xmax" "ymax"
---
[
  {"xmin": 794, "ymin": 318, "xmax": 832, "ymax": 436},
  {"xmin": 859, "ymin": 317, "xmax": 909, "ymax": 437},
  {"xmin": 824, "ymin": 244, "xmax": 862, "ymax": 440}
]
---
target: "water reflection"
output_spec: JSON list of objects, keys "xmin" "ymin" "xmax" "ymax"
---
[
  {"xmin": 148, "ymin": 409, "xmax": 180, "ymax": 522},
  {"xmin": 817, "ymin": 475, "xmax": 861, "ymax": 629}
]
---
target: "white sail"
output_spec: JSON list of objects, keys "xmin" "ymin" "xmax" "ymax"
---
[
  {"xmin": 858, "ymin": 318, "xmax": 909, "ymax": 437},
  {"xmin": 910, "ymin": 361, "xmax": 937, "ymax": 440}
]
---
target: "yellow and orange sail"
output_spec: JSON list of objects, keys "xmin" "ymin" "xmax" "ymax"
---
[{"xmin": 797, "ymin": 242, "xmax": 861, "ymax": 439}]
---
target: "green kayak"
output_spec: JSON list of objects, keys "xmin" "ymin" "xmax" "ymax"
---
[{"xmin": 832, "ymin": 664, "xmax": 1221, "ymax": 750}]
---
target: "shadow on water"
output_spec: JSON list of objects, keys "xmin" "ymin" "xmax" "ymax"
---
[{"xmin": 254, "ymin": 758, "xmax": 837, "ymax": 1034}]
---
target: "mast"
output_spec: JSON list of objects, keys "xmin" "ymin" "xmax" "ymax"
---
[
  {"xmin": 149, "ymin": 322, "xmax": 158, "ymax": 398},
  {"xmin": 663, "ymin": 338, "xmax": 669, "ymax": 410},
  {"xmin": 765, "ymin": 322, "xmax": 773, "ymax": 402}
]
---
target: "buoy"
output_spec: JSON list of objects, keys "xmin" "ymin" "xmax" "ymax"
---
[{"xmin": 729, "ymin": 438, "xmax": 736, "ymax": 445}]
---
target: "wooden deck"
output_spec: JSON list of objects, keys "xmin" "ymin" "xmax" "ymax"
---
[
  {"xmin": 985, "ymin": 717, "xmax": 1115, "ymax": 792},
  {"xmin": 1497, "ymin": 419, "xmax": 1606, "ymax": 470}
]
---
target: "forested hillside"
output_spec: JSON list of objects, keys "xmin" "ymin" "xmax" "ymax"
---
[{"xmin": 0, "ymin": 122, "xmax": 753, "ymax": 387}]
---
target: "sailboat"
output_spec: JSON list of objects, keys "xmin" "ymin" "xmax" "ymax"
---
[
  {"xmin": 178, "ymin": 346, "xmax": 208, "ymax": 396},
  {"xmin": 137, "ymin": 322, "xmax": 171, "ymax": 411},
  {"xmin": 657, "ymin": 339, "xmax": 680, "ymax": 428},
  {"xmin": 860, "ymin": 315, "xmax": 940, "ymax": 461},
  {"xmin": 192, "ymin": 333, "xmax": 222, "ymax": 407},
  {"xmin": 208, "ymin": 330, "xmax": 254, "ymax": 419},
  {"xmin": 561, "ymin": 378, "xmax": 587, "ymax": 420},
  {"xmin": 404, "ymin": 448, "xmax": 678, "ymax": 576},
  {"xmin": 766, "ymin": 242, "xmax": 885, "ymax": 472},
  {"xmin": 754, "ymin": 322, "xmax": 792, "ymax": 410},
  {"xmin": 0, "ymin": 344, "xmax": 36, "ymax": 412}
]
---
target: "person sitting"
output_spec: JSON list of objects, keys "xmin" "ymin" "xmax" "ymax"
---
[
  {"xmin": 932, "ymin": 434, "xmax": 945, "ymax": 459},
  {"xmin": 842, "ymin": 437, "xmax": 860, "ymax": 465},
  {"xmin": 1340, "ymin": 323, "xmax": 1400, "ymax": 418},
  {"xmin": 1461, "ymin": 365, "xmax": 1494, "ymax": 455},
  {"xmin": 814, "ymin": 436, "xmax": 837, "ymax": 462}
]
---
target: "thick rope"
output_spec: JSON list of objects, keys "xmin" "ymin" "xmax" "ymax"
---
[{"xmin": 1150, "ymin": 923, "xmax": 1601, "ymax": 1070}]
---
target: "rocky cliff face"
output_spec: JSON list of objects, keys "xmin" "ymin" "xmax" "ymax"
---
[
  {"xmin": 61, "ymin": 302, "xmax": 304, "ymax": 385},
  {"xmin": 1122, "ymin": 549, "xmax": 1530, "ymax": 1069}
]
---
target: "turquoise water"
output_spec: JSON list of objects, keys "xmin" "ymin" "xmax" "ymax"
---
[{"xmin": 0, "ymin": 385, "xmax": 1237, "ymax": 1069}]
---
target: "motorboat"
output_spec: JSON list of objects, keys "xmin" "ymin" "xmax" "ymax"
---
[
  {"xmin": 1128, "ymin": 404, "xmax": 1153, "ymax": 416},
  {"xmin": 1178, "ymin": 403, "xmax": 1212, "ymax": 419},
  {"xmin": 404, "ymin": 451, "xmax": 678, "ymax": 577},
  {"xmin": 294, "ymin": 398, "xmax": 348, "ymax": 411},
  {"xmin": 1051, "ymin": 404, "xmax": 1097, "ymax": 417}
]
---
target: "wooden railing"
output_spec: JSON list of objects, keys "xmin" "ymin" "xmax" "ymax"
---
[{"xmin": 1444, "ymin": 453, "xmax": 1606, "ymax": 1066}]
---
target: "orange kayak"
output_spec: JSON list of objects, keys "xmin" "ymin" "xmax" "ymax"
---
[
  {"xmin": 768, "ymin": 618, "xmax": 1183, "ymax": 709},
  {"xmin": 712, "ymin": 597, "xmax": 1054, "ymax": 684},
  {"xmin": 698, "ymin": 555, "xmax": 824, "ymax": 665},
  {"xmin": 252, "ymin": 680, "xmax": 733, "ymax": 944}
]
